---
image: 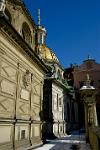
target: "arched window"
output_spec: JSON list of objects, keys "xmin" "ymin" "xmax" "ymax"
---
[
  {"xmin": 22, "ymin": 22, "xmax": 32, "ymax": 45},
  {"xmin": 5, "ymin": 9, "xmax": 12, "ymax": 23}
]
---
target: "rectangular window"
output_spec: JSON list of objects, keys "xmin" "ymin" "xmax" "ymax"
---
[
  {"xmin": 21, "ymin": 130, "xmax": 25, "ymax": 139},
  {"xmin": 60, "ymin": 126, "xmax": 63, "ymax": 132},
  {"xmin": 59, "ymin": 98, "xmax": 62, "ymax": 106}
]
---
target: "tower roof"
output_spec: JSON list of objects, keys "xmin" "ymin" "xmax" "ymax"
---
[
  {"xmin": 38, "ymin": 45, "xmax": 59, "ymax": 63},
  {"xmin": 84, "ymin": 55, "xmax": 95, "ymax": 62}
]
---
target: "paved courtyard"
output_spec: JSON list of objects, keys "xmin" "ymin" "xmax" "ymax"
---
[{"xmin": 33, "ymin": 132, "xmax": 91, "ymax": 150}]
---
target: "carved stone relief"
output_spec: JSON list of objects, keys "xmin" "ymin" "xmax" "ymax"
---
[{"xmin": 22, "ymin": 70, "xmax": 31, "ymax": 88}]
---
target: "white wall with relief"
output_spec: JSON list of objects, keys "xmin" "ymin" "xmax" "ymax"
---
[{"xmin": 0, "ymin": 6, "xmax": 45, "ymax": 148}]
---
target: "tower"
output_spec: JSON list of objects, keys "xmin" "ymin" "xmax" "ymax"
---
[{"xmin": 36, "ymin": 9, "xmax": 46, "ymax": 56}]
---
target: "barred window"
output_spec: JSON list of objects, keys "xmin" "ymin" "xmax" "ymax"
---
[
  {"xmin": 21, "ymin": 130, "xmax": 25, "ymax": 139},
  {"xmin": 59, "ymin": 98, "xmax": 62, "ymax": 106}
]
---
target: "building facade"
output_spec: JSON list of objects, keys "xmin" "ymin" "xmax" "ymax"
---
[
  {"xmin": 0, "ymin": 0, "xmax": 72, "ymax": 149},
  {"xmin": 0, "ymin": 0, "xmax": 50, "ymax": 149},
  {"xmin": 36, "ymin": 29, "xmax": 69, "ymax": 138},
  {"xmin": 35, "ymin": 7, "xmax": 72, "ymax": 139},
  {"xmin": 43, "ymin": 74, "xmax": 67, "ymax": 139}
]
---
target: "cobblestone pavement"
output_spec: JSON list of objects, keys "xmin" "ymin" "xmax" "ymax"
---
[{"xmin": 33, "ymin": 133, "xmax": 91, "ymax": 150}]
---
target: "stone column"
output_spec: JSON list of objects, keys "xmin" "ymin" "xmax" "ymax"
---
[
  {"xmin": 93, "ymin": 103, "xmax": 98, "ymax": 126},
  {"xmin": 84, "ymin": 103, "xmax": 89, "ymax": 142}
]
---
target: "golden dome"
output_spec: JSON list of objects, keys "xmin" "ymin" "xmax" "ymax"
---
[{"xmin": 40, "ymin": 45, "xmax": 59, "ymax": 63}]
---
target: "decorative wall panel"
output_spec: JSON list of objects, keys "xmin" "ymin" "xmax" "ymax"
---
[
  {"xmin": 1, "ymin": 79, "xmax": 16, "ymax": 96},
  {"xmin": 31, "ymin": 105, "xmax": 40, "ymax": 120},
  {"xmin": 18, "ymin": 101, "xmax": 29, "ymax": 115},
  {"xmin": 32, "ymin": 81, "xmax": 40, "ymax": 96},
  {"xmin": 34, "ymin": 126, "xmax": 40, "ymax": 137},
  {"xmin": 0, "ymin": 125, "xmax": 12, "ymax": 143},
  {"xmin": 33, "ymin": 95, "xmax": 40, "ymax": 105},
  {"xmin": 0, "ymin": 96, "xmax": 14, "ymax": 118},
  {"xmin": 20, "ymin": 89, "xmax": 30, "ymax": 101},
  {"xmin": 1, "ymin": 61, "xmax": 16, "ymax": 82}
]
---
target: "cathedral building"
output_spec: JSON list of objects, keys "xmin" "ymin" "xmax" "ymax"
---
[
  {"xmin": 36, "ymin": 9, "xmax": 71, "ymax": 139},
  {"xmin": 0, "ymin": 0, "xmax": 72, "ymax": 149}
]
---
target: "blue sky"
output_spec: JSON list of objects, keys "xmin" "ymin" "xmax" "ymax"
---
[{"xmin": 24, "ymin": 0, "xmax": 100, "ymax": 68}]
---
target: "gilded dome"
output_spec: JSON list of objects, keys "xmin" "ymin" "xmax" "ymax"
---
[{"xmin": 39, "ymin": 45, "xmax": 59, "ymax": 63}]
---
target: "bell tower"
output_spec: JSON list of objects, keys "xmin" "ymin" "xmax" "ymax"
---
[
  {"xmin": 36, "ymin": 9, "xmax": 46, "ymax": 58},
  {"xmin": 37, "ymin": 9, "xmax": 46, "ymax": 45}
]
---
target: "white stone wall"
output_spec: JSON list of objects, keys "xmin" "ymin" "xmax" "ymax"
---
[
  {"xmin": 52, "ymin": 83, "xmax": 65, "ymax": 136},
  {"xmin": 0, "ymin": 29, "xmax": 44, "ymax": 149}
]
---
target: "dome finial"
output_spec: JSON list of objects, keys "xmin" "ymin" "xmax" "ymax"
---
[
  {"xmin": 38, "ymin": 9, "xmax": 41, "ymax": 26},
  {"xmin": 88, "ymin": 55, "xmax": 91, "ymax": 60}
]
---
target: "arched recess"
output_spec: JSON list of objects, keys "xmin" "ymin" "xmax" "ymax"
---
[
  {"xmin": 22, "ymin": 22, "xmax": 32, "ymax": 45},
  {"xmin": 5, "ymin": 8, "xmax": 12, "ymax": 23}
]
